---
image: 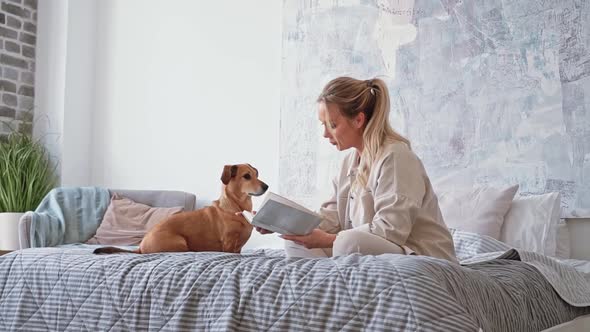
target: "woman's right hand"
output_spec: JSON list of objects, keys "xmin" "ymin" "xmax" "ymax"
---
[
  {"xmin": 251, "ymin": 211, "xmax": 273, "ymax": 234},
  {"xmin": 236, "ymin": 210, "xmax": 274, "ymax": 234},
  {"xmin": 255, "ymin": 226, "xmax": 273, "ymax": 235}
]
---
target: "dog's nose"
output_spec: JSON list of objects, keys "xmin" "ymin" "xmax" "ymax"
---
[{"xmin": 251, "ymin": 181, "xmax": 269, "ymax": 196}]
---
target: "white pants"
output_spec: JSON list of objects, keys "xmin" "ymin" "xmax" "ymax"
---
[{"xmin": 284, "ymin": 228, "xmax": 407, "ymax": 258}]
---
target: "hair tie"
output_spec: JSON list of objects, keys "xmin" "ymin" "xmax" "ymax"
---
[{"xmin": 365, "ymin": 79, "xmax": 376, "ymax": 95}]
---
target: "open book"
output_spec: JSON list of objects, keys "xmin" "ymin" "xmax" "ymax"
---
[{"xmin": 242, "ymin": 192, "xmax": 323, "ymax": 235}]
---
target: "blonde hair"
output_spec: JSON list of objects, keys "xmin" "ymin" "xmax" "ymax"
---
[{"xmin": 317, "ymin": 76, "xmax": 410, "ymax": 188}]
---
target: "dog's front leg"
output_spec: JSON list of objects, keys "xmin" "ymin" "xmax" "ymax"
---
[{"xmin": 222, "ymin": 232, "xmax": 242, "ymax": 253}]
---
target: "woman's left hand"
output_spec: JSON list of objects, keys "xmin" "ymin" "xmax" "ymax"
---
[{"xmin": 281, "ymin": 229, "xmax": 336, "ymax": 249}]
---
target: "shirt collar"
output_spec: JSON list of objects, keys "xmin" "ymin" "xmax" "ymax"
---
[{"xmin": 346, "ymin": 151, "xmax": 360, "ymax": 177}]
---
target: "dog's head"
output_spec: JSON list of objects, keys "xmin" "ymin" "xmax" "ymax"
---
[{"xmin": 220, "ymin": 164, "xmax": 268, "ymax": 196}]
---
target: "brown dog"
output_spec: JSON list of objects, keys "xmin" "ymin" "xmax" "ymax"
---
[{"xmin": 94, "ymin": 164, "xmax": 268, "ymax": 254}]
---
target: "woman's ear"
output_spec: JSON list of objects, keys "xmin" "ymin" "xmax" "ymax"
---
[{"xmin": 354, "ymin": 112, "xmax": 366, "ymax": 129}]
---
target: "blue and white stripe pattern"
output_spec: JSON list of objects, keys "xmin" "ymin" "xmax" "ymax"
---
[
  {"xmin": 451, "ymin": 228, "xmax": 590, "ymax": 307},
  {"xmin": 0, "ymin": 231, "xmax": 589, "ymax": 332}
]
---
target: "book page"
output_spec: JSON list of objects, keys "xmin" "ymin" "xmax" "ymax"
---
[{"xmin": 262, "ymin": 192, "xmax": 318, "ymax": 216}]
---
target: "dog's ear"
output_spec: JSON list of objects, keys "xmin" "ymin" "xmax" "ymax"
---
[
  {"xmin": 221, "ymin": 165, "xmax": 232, "ymax": 185},
  {"xmin": 221, "ymin": 165, "xmax": 238, "ymax": 185}
]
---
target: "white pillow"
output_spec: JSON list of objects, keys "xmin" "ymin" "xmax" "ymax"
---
[
  {"xmin": 437, "ymin": 185, "xmax": 519, "ymax": 240},
  {"xmin": 555, "ymin": 220, "xmax": 571, "ymax": 259},
  {"xmin": 499, "ymin": 192, "xmax": 561, "ymax": 256}
]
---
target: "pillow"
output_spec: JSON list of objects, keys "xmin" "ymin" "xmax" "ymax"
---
[
  {"xmin": 555, "ymin": 220, "xmax": 571, "ymax": 259},
  {"xmin": 437, "ymin": 185, "xmax": 519, "ymax": 240},
  {"xmin": 499, "ymin": 192, "xmax": 561, "ymax": 256},
  {"xmin": 86, "ymin": 194, "xmax": 184, "ymax": 245}
]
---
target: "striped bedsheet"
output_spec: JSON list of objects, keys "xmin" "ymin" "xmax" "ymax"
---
[{"xmin": 0, "ymin": 230, "xmax": 588, "ymax": 332}]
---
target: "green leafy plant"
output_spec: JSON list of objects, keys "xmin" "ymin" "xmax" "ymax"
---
[{"xmin": 0, "ymin": 131, "xmax": 57, "ymax": 212}]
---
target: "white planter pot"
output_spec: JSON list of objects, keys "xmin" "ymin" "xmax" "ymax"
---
[{"xmin": 0, "ymin": 212, "xmax": 24, "ymax": 250}]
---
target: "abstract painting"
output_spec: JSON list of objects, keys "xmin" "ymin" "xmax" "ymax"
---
[{"xmin": 280, "ymin": 0, "xmax": 590, "ymax": 217}]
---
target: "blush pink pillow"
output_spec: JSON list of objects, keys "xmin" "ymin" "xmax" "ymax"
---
[{"xmin": 86, "ymin": 194, "xmax": 184, "ymax": 245}]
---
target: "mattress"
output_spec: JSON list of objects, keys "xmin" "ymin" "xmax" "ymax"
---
[{"xmin": 1, "ymin": 230, "xmax": 589, "ymax": 331}]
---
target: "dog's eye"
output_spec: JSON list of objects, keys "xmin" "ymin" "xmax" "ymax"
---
[{"xmin": 243, "ymin": 174, "xmax": 252, "ymax": 180}]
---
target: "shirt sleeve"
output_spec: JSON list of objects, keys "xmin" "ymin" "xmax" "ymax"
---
[
  {"xmin": 364, "ymin": 149, "xmax": 426, "ymax": 246},
  {"xmin": 317, "ymin": 177, "xmax": 342, "ymax": 234}
]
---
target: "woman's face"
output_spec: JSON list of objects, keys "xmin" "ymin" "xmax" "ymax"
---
[{"xmin": 318, "ymin": 101, "xmax": 364, "ymax": 152}]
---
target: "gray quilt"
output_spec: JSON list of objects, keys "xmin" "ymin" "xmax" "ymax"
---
[{"xmin": 1, "ymin": 230, "xmax": 589, "ymax": 332}]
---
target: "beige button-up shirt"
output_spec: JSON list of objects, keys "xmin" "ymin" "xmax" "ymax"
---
[{"xmin": 318, "ymin": 141, "xmax": 457, "ymax": 262}]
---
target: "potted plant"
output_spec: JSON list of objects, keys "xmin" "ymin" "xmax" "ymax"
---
[{"xmin": 0, "ymin": 130, "xmax": 57, "ymax": 250}]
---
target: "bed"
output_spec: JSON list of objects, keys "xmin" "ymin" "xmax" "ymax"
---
[{"xmin": 1, "ymin": 187, "xmax": 589, "ymax": 331}]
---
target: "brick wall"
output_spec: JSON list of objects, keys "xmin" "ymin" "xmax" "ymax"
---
[{"xmin": 0, "ymin": 0, "xmax": 37, "ymax": 139}]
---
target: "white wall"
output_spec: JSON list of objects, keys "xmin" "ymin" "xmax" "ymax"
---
[
  {"xmin": 36, "ymin": 0, "xmax": 285, "ymax": 249},
  {"xmin": 35, "ymin": 0, "xmax": 97, "ymax": 186},
  {"xmin": 34, "ymin": 0, "xmax": 67, "ymax": 174},
  {"xmin": 62, "ymin": 0, "xmax": 97, "ymax": 186},
  {"xmin": 92, "ymin": 0, "xmax": 282, "ymax": 197}
]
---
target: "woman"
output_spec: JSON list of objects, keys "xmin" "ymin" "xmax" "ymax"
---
[{"xmin": 261, "ymin": 76, "xmax": 456, "ymax": 262}]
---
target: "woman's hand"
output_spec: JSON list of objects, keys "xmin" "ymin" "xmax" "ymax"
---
[
  {"xmin": 281, "ymin": 229, "xmax": 336, "ymax": 249},
  {"xmin": 235, "ymin": 211, "xmax": 274, "ymax": 234},
  {"xmin": 227, "ymin": 211, "xmax": 251, "ymax": 224},
  {"xmin": 255, "ymin": 227, "xmax": 273, "ymax": 234}
]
